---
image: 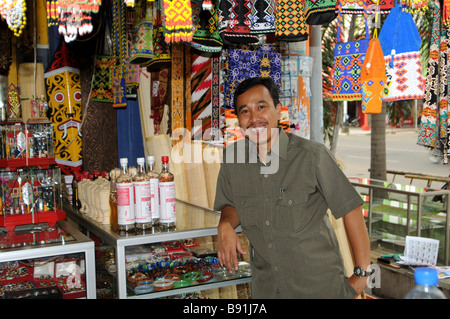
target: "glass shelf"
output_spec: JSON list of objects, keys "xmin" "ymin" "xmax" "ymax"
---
[{"xmin": 65, "ymin": 199, "xmax": 250, "ymax": 299}]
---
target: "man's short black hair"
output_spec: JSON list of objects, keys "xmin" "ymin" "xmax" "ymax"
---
[{"xmin": 233, "ymin": 77, "xmax": 280, "ymax": 110}]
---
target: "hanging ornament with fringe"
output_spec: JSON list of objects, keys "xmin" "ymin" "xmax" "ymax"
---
[
  {"xmin": 46, "ymin": 0, "xmax": 102, "ymax": 42},
  {"xmin": 0, "ymin": 0, "xmax": 27, "ymax": 37}
]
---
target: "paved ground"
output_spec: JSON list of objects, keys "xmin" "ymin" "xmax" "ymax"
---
[{"xmin": 335, "ymin": 126, "xmax": 450, "ymax": 190}]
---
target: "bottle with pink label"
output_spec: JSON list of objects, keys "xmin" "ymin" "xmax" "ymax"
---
[
  {"xmin": 116, "ymin": 158, "xmax": 135, "ymax": 232},
  {"xmin": 146, "ymin": 155, "xmax": 160, "ymax": 226},
  {"xmin": 158, "ymin": 156, "xmax": 176, "ymax": 230},
  {"xmin": 134, "ymin": 157, "xmax": 152, "ymax": 230}
]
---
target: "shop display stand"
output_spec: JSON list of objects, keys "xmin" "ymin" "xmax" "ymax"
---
[
  {"xmin": 0, "ymin": 220, "xmax": 96, "ymax": 299},
  {"xmin": 0, "ymin": 120, "xmax": 65, "ymax": 232},
  {"xmin": 65, "ymin": 200, "xmax": 252, "ymax": 299}
]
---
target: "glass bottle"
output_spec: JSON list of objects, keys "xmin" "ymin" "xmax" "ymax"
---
[
  {"xmin": 158, "ymin": 156, "xmax": 176, "ymax": 230},
  {"xmin": 109, "ymin": 168, "xmax": 119, "ymax": 231},
  {"xmin": 146, "ymin": 155, "xmax": 160, "ymax": 226},
  {"xmin": 72, "ymin": 172, "xmax": 81, "ymax": 210},
  {"xmin": 116, "ymin": 158, "xmax": 135, "ymax": 232},
  {"xmin": 134, "ymin": 157, "xmax": 152, "ymax": 230}
]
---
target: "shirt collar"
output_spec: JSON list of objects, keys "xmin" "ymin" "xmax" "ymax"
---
[{"xmin": 247, "ymin": 128, "xmax": 288, "ymax": 162}]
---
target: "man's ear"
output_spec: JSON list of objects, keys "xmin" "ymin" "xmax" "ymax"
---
[{"xmin": 276, "ymin": 103, "xmax": 282, "ymax": 121}]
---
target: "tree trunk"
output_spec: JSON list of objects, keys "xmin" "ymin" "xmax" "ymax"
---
[{"xmin": 370, "ymin": 102, "xmax": 387, "ymax": 181}]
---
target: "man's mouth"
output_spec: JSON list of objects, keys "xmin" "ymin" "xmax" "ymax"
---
[{"xmin": 247, "ymin": 124, "xmax": 268, "ymax": 135}]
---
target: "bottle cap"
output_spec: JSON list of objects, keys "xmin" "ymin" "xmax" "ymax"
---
[
  {"xmin": 147, "ymin": 155, "xmax": 155, "ymax": 163},
  {"xmin": 137, "ymin": 157, "xmax": 145, "ymax": 165},
  {"xmin": 120, "ymin": 158, "xmax": 128, "ymax": 165},
  {"xmin": 414, "ymin": 267, "xmax": 439, "ymax": 286},
  {"xmin": 161, "ymin": 156, "xmax": 169, "ymax": 164}
]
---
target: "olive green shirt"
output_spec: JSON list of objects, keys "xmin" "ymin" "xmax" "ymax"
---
[{"xmin": 214, "ymin": 130, "xmax": 364, "ymax": 298}]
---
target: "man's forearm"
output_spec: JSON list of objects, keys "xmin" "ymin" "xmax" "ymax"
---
[
  {"xmin": 344, "ymin": 206, "xmax": 371, "ymax": 269},
  {"xmin": 218, "ymin": 205, "xmax": 241, "ymax": 229}
]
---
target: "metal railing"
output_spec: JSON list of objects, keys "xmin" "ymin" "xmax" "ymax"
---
[{"xmin": 349, "ymin": 179, "xmax": 450, "ymax": 265}]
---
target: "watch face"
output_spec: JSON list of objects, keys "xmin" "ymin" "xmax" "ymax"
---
[{"xmin": 354, "ymin": 266, "xmax": 366, "ymax": 277}]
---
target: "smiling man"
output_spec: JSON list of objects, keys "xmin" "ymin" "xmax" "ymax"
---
[{"xmin": 214, "ymin": 77, "xmax": 371, "ymax": 298}]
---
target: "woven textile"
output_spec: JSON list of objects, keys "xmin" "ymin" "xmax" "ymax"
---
[
  {"xmin": 91, "ymin": 55, "xmax": 114, "ymax": 102},
  {"xmin": 112, "ymin": 0, "xmax": 128, "ymax": 108},
  {"xmin": 129, "ymin": 1, "xmax": 153, "ymax": 65},
  {"xmin": 275, "ymin": 0, "xmax": 308, "ymax": 41},
  {"xmin": 360, "ymin": 38, "xmax": 386, "ymax": 113},
  {"xmin": 418, "ymin": 0, "xmax": 449, "ymax": 160},
  {"xmin": 250, "ymin": 0, "xmax": 276, "ymax": 33},
  {"xmin": 223, "ymin": 44, "xmax": 281, "ymax": 143},
  {"xmin": 305, "ymin": 0, "xmax": 337, "ymax": 25},
  {"xmin": 332, "ymin": 1, "xmax": 369, "ymax": 101},
  {"xmin": 378, "ymin": 4, "xmax": 425, "ymax": 102},
  {"xmin": 211, "ymin": 55, "xmax": 221, "ymax": 141},
  {"xmin": 191, "ymin": 53, "xmax": 212, "ymax": 139},
  {"xmin": 219, "ymin": 0, "xmax": 259, "ymax": 44},
  {"xmin": 171, "ymin": 43, "xmax": 185, "ymax": 131},
  {"xmin": 192, "ymin": 0, "xmax": 223, "ymax": 49},
  {"xmin": 339, "ymin": 0, "xmax": 366, "ymax": 14},
  {"xmin": 163, "ymin": 0, "xmax": 194, "ymax": 42}
]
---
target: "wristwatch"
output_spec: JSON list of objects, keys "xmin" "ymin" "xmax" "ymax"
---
[{"xmin": 353, "ymin": 266, "xmax": 370, "ymax": 277}]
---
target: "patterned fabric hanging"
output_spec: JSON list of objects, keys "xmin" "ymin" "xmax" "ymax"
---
[
  {"xmin": 129, "ymin": 0, "xmax": 154, "ymax": 65},
  {"xmin": 163, "ymin": 0, "xmax": 194, "ymax": 42},
  {"xmin": 401, "ymin": 0, "xmax": 428, "ymax": 14},
  {"xmin": 418, "ymin": 0, "xmax": 450, "ymax": 163},
  {"xmin": 91, "ymin": 12, "xmax": 114, "ymax": 103},
  {"xmin": 223, "ymin": 44, "xmax": 281, "ymax": 141},
  {"xmin": 305, "ymin": 0, "xmax": 338, "ymax": 25},
  {"xmin": 339, "ymin": 0, "xmax": 367, "ymax": 14},
  {"xmin": 146, "ymin": 0, "xmax": 171, "ymax": 71},
  {"xmin": 275, "ymin": 0, "xmax": 308, "ymax": 42},
  {"xmin": 191, "ymin": 53, "xmax": 213, "ymax": 140},
  {"xmin": 218, "ymin": 0, "xmax": 259, "ymax": 44},
  {"xmin": 190, "ymin": 0, "xmax": 223, "ymax": 51},
  {"xmin": 367, "ymin": 0, "xmax": 395, "ymax": 14},
  {"xmin": 44, "ymin": 41, "xmax": 82, "ymax": 175},
  {"xmin": 360, "ymin": 38, "xmax": 386, "ymax": 113},
  {"xmin": 171, "ymin": 43, "xmax": 185, "ymax": 132},
  {"xmin": 378, "ymin": 3, "xmax": 425, "ymax": 102},
  {"xmin": 332, "ymin": 0, "xmax": 370, "ymax": 101},
  {"xmin": 250, "ymin": 0, "xmax": 276, "ymax": 34},
  {"xmin": 112, "ymin": 0, "xmax": 128, "ymax": 108}
]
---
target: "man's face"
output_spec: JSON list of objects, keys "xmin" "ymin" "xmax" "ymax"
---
[{"xmin": 236, "ymin": 84, "xmax": 281, "ymax": 148}]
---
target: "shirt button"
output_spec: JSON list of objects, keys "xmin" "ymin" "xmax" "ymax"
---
[
  {"xmin": 265, "ymin": 220, "xmax": 270, "ymax": 226},
  {"xmin": 265, "ymin": 197, "xmax": 270, "ymax": 202},
  {"xmin": 274, "ymin": 266, "xmax": 279, "ymax": 271},
  {"xmin": 288, "ymin": 199, "xmax": 293, "ymax": 205},
  {"xmin": 268, "ymin": 243, "xmax": 273, "ymax": 248},
  {"xmin": 264, "ymin": 174, "xmax": 268, "ymax": 178}
]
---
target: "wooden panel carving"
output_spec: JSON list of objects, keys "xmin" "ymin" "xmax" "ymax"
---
[{"xmin": 80, "ymin": 56, "xmax": 118, "ymax": 173}]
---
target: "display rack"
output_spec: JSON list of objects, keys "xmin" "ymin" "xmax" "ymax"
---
[
  {"xmin": 65, "ymin": 199, "xmax": 252, "ymax": 299},
  {"xmin": 0, "ymin": 219, "xmax": 96, "ymax": 299}
]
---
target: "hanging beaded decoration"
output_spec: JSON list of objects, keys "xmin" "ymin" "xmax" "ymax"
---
[
  {"xmin": 0, "ymin": 0, "xmax": 27, "ymax": 37},
  {"xmin": 163, "ymin": 0, "xmax": 194, "ymax": 42},
  {"xmin": 46, "ymin": 0, "xmax": 101, "ymax": 43}
]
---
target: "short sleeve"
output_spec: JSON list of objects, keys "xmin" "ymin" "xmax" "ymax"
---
[
  {"xmin": 213, "ymin": 162, "xmax": 235, "ymax": 211},
  {"xmin": 315, "ymin": 145, "xmax": 364, "ymax": 219}
]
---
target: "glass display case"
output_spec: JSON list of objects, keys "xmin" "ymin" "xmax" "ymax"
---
[
  {"xmin": 0, "ymin": 220, "xmax": 96, "ymax": 299},
  {"xmin": 349, "ymin": 177, "xmax": 450, "ymax": 265},
  {"xmin": 65, "ymin": 199, "xmax": 252, "ymax": 299}
]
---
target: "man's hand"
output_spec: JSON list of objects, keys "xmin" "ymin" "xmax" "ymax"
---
[
  {"xmin": 217, "ymin": 221, "xmax": 247, "ymax": 273},
  {"xmin": 347, "ymin": 274, "xmax": 367, "ymax": 298}
]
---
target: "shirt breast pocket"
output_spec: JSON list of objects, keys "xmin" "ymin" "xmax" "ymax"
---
[
  {"xmin": 275, "ymin": 191, "xmax": 311, "ymax": 234},
  {"xmin": 235, "ymin": 196, "xmax": 258, "ymax": 229}
]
